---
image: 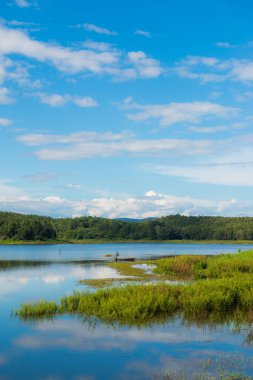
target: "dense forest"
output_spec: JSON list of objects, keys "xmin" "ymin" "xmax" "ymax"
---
[{"xmin": 1, "ymin": 211, "xmax": 253, "ymax": 242}]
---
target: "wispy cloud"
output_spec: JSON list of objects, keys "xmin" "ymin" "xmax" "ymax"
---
[
  {"xmin": 145, "ymin": 162, "xmax": 253, "ymax": 187},
  {"xmin": 17, "ymin": 130, "xmax": 218, "ymax": 160},
  {"xmin": 76, "ymin": 23, "xmax": 117, "ymax": 36},
  {"xmin": 189, "ymin": 122, "xmax": 246, "ymax": 133},
  {"xmin": 0, "ymin": 117, "xmax": 12, "ymax": 126},
  {"xmin": 34, "ymin": 93, "xmax": 98, "ymax": 108},
  {"xmin": 14, "ymin": 0, "xmax": 31, "ymax": 8},
  {"xmin": 0, "ymin": 87, "xmax": 14, "ymax": 104},
  {"xmin": 144, "ymin": 135, "xmax": 253, "ymax": 186},
  {"xmin": 176, "ymin": 55, "xmax": 253, "ymax": 83},
  {"xmin": 134, "ymin": 30, "xmax": 151, "ymax": 38},
  {"xmin": 121, "ymin": 98, "xmax": 237, "ymax": 127},
  {"xmin": 24, "ymin": 172, "xmax": 64, "ymax": 181},
  {"xmin": 214, "ymin": 41, "xmax": 236, "ymax": 48},
  {"xmin": 0, "ymin": 25, "xmax": 163, "ymax": 81},
  {"xmin": 82, "ymin": 40, "xmax": 114, "ymax": 52}
]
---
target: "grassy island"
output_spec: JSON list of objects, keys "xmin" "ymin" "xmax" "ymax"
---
[{"xmin": 15, "ymin": 249, "xmax": 253, "ymax": 326}]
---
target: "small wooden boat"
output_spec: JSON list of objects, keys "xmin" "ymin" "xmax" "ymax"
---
[{"xmin": 115, "ymin": 257, "xmax": 135, "ymax": 262}]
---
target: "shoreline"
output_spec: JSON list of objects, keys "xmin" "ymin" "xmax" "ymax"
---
[{"xmin": 1, "ymin": 239, "xmax": 253, "ymax": 246}]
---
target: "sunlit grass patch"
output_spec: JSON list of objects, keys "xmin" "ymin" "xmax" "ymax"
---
[
  {"xmin": 79, "ymin": 277, "xmax": 145, "ymax": 288},
  {"xmin": 154, "ymin": 255, "xmax": 207, "ymax": 279}
]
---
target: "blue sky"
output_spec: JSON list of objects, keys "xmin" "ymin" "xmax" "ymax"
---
[{"xmin": 1, "ymin": 0, "xmax": 253, "ymax": 218}]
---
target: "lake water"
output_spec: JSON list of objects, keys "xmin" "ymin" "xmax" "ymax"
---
[{"xmin": 1, "ymin": 243, "xmax": 253, "ymax": 379}]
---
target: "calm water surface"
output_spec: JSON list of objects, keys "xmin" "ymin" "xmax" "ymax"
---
[
  {"xmin": 1, "ymin": 243, "xmax": 253, "ymax": 379},
  {"xmin": 0, "ymin": 242, "xmax": 252, "ymax": 261}
]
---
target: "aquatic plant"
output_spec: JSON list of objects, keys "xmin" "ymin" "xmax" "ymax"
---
[{"xmin": 16, "ymin": 250, "xmax": 253, "ymax": 326}]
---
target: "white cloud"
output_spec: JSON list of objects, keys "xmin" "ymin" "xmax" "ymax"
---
[
  {"xmin": 0, "ymin": 180, "xmax": 29, "ymax": 202},
  {"xmin": 189, "ymin": 122, "xmax": 246, "ymax": 133},
  {"xmin": 214, "ymin": 42, "xmax": 236, "ymax": 48},
  {"xmin": 17, "ymin": 130, "xmax": 219, "ymax": 160},
  {"xmin": 0, "ymin": 25, "xmax": 163, "ymax": 81},
  {"xmin": 144, "ymin": 137, "xmax": 253, "ymax": 186},
  {"xmin": 82, "ymin": 23, "xmax": 117, "ymax": 36},
  {"xmin": 17, "ymin": 131, "xmax": 131, "ymax": 145},
  {"xmin": 145, "ymin": 162, "xmax": 253, "ymax": 187},
  {"xmin": 38, "ymin": 93, "xmax": 67, "ymax": 107},
  {"xmin": 145, "ymin": 190, "xmax": 157, "ymax": 197},
  {"xmin": 35, "ymin": 93, "xmax": 97, "ymax": 108},
  {"xmin": 233, "ymin": 91, "xmax": 253, "ymax": 103},
  {"xmin": 0, "ymin": 87, "xmax": 14, "ymax": 104},
  {"xmin": 0, "ymin": 181, "xmax": 252, "ymax": 217},
  {"xmin": 134, "ymin": 30, "xmax": 151, "ymax": 38},
  {"xmin": 176, "ymin": 55, "xmax": 253, "ymax": 84},
  {"xmin": 14, "ymin": 0, "xmax": 30, "ymax": 8},
  {"xmin": 1, "ymin": 19, "xmax": 38, "ymax": 27},
  {"xmin": 73, "ymin": 96, "xmax": 97, "ymax": 107},
  {"xmin": 82, "ymin": 40, "xmax": 114, "ymax": 52},
  {"xmin": 0, "ymin": 56, "xmax": 41, "ymax": 88},
  {"xmin": 189, "ymin": 125, "xmax": 229, "ymax": 133},
  {"xmin": 122, "ymin": 99, "xmax": 237, "ymax": 127},
  {"xmin": 66, "ymin": 183, "xmax": 80, "ymax": 190},
  {"xmin": 24, "ymin": 172, "xmax": 62, "ymax": 181},
  {"xmin": 231, "ymin": 61, "xmax": 253, "ymax": 82},
  {"xmin": 0, "ymin": 117, "xmax": 12, "ymax": 126},
  {"xmin": 128, "ymin": 51, "xmax": 162, "ymax": 78},
  {"xmin": 0, "ymin": 25, "xmax": 119, "ymax": 74}
]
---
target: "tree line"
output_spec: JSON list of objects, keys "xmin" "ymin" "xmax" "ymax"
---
[{"xmin": 1, "ymin": 211, "xmax": 253, "ymax": 241}]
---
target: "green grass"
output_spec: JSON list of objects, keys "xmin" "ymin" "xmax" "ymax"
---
[
  {"xmin": 154, "ymin": 250, "xmax": 253, "ymax": 280},
  {"xmin": 0, "ymin": 239, "xmax": 64, "ymax": 245},
  {"xmin": 16, "ymin": 249, "xmax": 253, "ymax": 326},
  {"xmin": 79, "ymin": 277, "xmax": 145, "ymax": 288},
  {"xmin": 107, "ymin": 260, "xmax": 159, "ymax": 278},
  {"xmin": 1, "ymin": 239, "xmax": 253, "ymax": 245}
]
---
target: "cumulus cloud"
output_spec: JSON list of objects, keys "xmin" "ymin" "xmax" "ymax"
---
[
  {"xmin": 128, "ymin": 51, "xmax": 162, "ymax": 78},
  {"xmin": 122, "ymin": 98, "xmax": 237, "ymax": 127},
  {"xmin": 145, "ymin": 190, "xmax": 157, "ymax": 197},
  {"xmin": 0, "ymin": 181, "xmax": 252, "ymax": 218},
  {"xmin": 35, "ymin": 93, "xmax": 98, "ymax": 108}
]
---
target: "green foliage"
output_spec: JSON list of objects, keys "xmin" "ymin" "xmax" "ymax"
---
[
  {"xmin": 2, "ymin": 211, "xmax": 253, "ymax": 242},
  {"xmin": 154, "ymin": 255, "xmax": 206, "ymax": 278},
  {"xmin": 17, "ymin": 300, "xmax": 58, "ymax": 318},
  {"xmin": 15, "ymin": 277, "xmax": 253, "ymax": 324},
  {"xmin": 0, "ymin": 212, "xmax": 56, "ymax": 241}
]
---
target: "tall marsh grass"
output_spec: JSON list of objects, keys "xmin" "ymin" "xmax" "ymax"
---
[{"xmin": 16, "ymin": 250, "xmax": 253, "ymax": 325}]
